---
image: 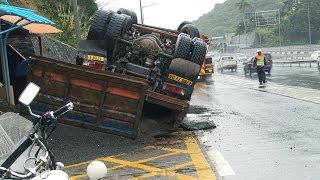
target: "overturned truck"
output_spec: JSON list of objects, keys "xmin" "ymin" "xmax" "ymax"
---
[{"xmin": 26, "ymin": 8, "xmax": 207, "ymax": 138}]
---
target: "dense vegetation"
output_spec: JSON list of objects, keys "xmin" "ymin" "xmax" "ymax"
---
[
  {"xmin": 10, "ymin": 0, "xmax": 98, "ymax": 47},
  {"xmin": 195, "ymin": 0, "xmax": 320, "ymax": 47}
]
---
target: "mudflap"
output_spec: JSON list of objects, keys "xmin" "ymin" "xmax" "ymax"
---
[
  {"xmin": 26, "ymin": 56, "xmax": 149, "ymax": 138},
  {"xmin": 145, "ymin": 91, "xmax": 189, "ymax": 129}
]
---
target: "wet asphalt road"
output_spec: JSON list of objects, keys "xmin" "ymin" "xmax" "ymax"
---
[
  {"xmin": 213, "ymin": 53, "xmax": 320, "ymax": 90},
  {"xmin": 191, "ymin": 74, "xmax": 320, "ymax": 180}
]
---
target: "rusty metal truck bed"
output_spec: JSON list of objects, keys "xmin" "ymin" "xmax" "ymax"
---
[{"xmin": 26, "ymin": 56, "xmax": 189, "ymax": 138}]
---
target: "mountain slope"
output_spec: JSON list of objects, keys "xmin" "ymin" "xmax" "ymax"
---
[{"xmin": 194, "ymin": 0, "xmax": 285, "ymax": 36}]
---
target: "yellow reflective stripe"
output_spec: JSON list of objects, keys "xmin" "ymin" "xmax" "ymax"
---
[
  {"xmin": 257, "ymin": 61, "xmax": 264, "ymax": 66},
  {"xmin": 168, "ymin": 74, "xmax": 193, "ymax": 86},
  {"xmin": 256, "ymin": 56, "xmax": 264, "ymax": 66}
]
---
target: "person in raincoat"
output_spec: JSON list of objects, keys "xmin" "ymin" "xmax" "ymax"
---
[{"xmin": 253, "ymin": 49, "xmax": 266, "ymax": 85}]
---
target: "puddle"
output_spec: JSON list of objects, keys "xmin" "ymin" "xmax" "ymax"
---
[
  {"xmin": 188, "ymin": 106, "xmax": 209, "ymax": 114},
  {"xmin": 188, "ymin": 105, "xmax": 223, "ymax": 116}
]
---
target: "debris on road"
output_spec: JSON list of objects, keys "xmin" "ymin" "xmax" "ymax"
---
[
  {"xmin": 181, "ymin": 117, "xmax": 216, "ymax": 131},
  {"xmin": 180, "ymin": 105, "xmax": 219, "ymax": 131}
]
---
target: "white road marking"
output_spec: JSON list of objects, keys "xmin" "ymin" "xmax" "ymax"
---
[{"xmin": 207, "ymin": 149, "xmax": 236, "ymax": 176}]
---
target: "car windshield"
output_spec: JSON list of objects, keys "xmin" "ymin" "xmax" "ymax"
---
[{"xmin": 0, "ymin": 113, "xmax": 33, "ymax": 165}]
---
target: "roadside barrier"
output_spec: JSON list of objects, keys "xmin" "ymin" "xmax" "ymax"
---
[{"xmin": 273, "ymin": 60, "xmax": 318, "ymax": 68}]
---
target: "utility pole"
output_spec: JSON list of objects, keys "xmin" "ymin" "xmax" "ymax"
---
[
  {"xmin": 244, "ymin": 11, "xmax": 247, "ymax": 47},
  {"xmin": 72, "ymin": 0, "xmax": 81, "ymax": 44},
  {"xmin": 139, "ymin": 0, "xmax": 144, "ymax": 24},
  {"xmin": 307, "ymin": 3, "xmax": 311, "ymax": 46},
  {"xmin": 278, "ymin": 9, "xmax": 281, "ymax": 53}
]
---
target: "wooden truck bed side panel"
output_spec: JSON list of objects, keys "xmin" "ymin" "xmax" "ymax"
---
[
  {"xmin": 145, "ymin": 91, "xmax": 189, "ymax": 128},
  {"xmin": 28, "ymin": 56, "xmax": 149, "ymax": 138}
]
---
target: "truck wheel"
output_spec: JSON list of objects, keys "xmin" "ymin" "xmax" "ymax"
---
[
  {"xmin": 130, "ymin": 10, "xmax": 138, "ymax": 24},
  {"xmin": 174, "ymin": 33, "xmax": 192, "ymax": 60},
  {"xmin": 180, "ymin": 24, "xmax": 200, "ymax": 38},
  {"xmin": 121, "ymin": 14, "xmax": 133, "ymax": 34},
  {"xmin": 190, "ymin": 38, "xmax": 207, "ymax": 65},
  {"xmin": 169, "ymin": 58, "xmax": 200, "ymax": 80},
  {"xmin": 117, "ymin": 8, "xmax": 138, "ymax": 24},
  {"xmin": 177, "ymin": 21, "xmax": 194, "ymax": 32},
  {"xmin": 105, "ymin": 13, "xmax": 126, "ymax": 60},
  {"xmin": 87, "ymin": 10, "xmax": 114, "ymax": 40}
]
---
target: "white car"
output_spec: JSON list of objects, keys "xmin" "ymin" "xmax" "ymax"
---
[
  {"xmin": 310, "ymin": 51, "xmax": 320, "ymax": 61},
  {"xmin": 217, "ymin": 56, "xmax": 238, "ymax": 73},
  {"xmin": 310, "ymin": 51, "xmax": 320, "ymax": 71},
  {"xmin": 236, "ymin": 53, "xmax": 248, "ymax": 62}
]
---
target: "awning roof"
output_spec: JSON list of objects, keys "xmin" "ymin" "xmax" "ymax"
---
[
  {"xmin": 0, "ymin": 4, "xmax": 62, "ymax": 34},
  {"xmin": 0, "ymin": 4, "xmax": 62, "ymax": 104},
  {"xmin": 0, "ymin": 4, "xmax": 54, "ymax": 24},
  {"xmin": 0, "ymin": 15, "xmax": 62, "ymax": 34}
]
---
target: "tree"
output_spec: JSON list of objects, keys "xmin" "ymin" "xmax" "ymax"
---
[
  {"xmin": 235, "ymin": 0, "xmax": 251, "ymax": 14},
  {"xmin": 281, "ymin": 0, "xmax": 320, "ymax": 45},
  {"xmin": 235, "ymin": 0, "xmax": 251, "ymax": 46}
]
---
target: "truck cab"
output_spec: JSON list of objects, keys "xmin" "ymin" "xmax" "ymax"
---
[{"xmin": 199, "ymin": 55, "xmax": 214, "ymax": 81}]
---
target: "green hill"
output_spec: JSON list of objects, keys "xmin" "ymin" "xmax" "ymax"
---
[{"xmin": 194, "ymin": 0, "xmax": 285, "ymax": 37}]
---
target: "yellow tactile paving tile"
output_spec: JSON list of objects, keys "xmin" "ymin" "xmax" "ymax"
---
[{"xmin": 66, "ymin": 136, "xmax": 216, "ymax": 180}]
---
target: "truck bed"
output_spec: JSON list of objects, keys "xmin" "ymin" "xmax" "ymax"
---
[{"xmin": 26, "ymin": 56, "xmax": 189, "ymax": 138}]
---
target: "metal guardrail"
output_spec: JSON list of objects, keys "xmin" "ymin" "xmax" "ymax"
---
[
  {"xmin": 239, "ymin": 44, "xmax": 320, "ymax": 60},
  {"xmin": 273, "ymin": 60, "xmax": 318, "ymax": 68}
]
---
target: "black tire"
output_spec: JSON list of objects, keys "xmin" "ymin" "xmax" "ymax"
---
[
  {"xmin": 174, "ymin": 33, "xmax": 192, "ymax": 59},
  {"xmin": 177, "ymin": 21, "xmax": 194, "ymax": 32},
  {"xmin": 121, "ymin": 14, "xmax": 133, "ymax": 34},
  {"xmin": 130, "ymin": 10, "xmax": 138, "ymax": 24},
  {"xmin": 249, "ymin": 69, "xmax": 252, "ymax": 77},
  {"xmin": 117, "ymin": 8, "xmax": 138, "ymax": 24},
  {"xmin": 117, "ymin": 8, "xmax": 132, "ymax": 15},
  {"xmin": 105, "ymin": 13, "xmax": 126, "ymax": 60},
  {"xmin": 169, "ymin": 58, "xmax": 200, "ymax": 80},
  {"xmin": 180, "ymin": 24, "xmax": 200, "ymax": 38},
  {"xmin": 87, "ymin": 10, "xmax": 114, "ymax": 40},
  {"xmin": 190, "ymin": 38, "xmax": 207, "ymax": 65}
]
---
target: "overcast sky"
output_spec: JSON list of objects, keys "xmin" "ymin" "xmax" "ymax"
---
[{"xmin": 95, "ymin": 0, "xmax": 226, "ymax": 29}]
